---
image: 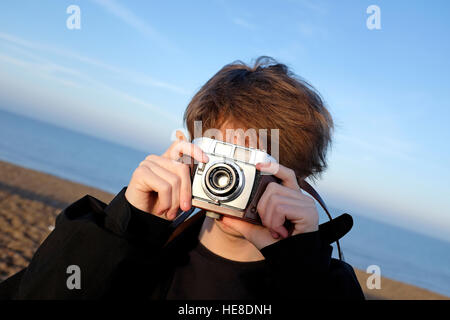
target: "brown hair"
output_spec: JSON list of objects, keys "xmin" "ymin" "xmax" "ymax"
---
[{"xmin": 183, "ymin": 56, "xmax": 333, "ymax": 180}]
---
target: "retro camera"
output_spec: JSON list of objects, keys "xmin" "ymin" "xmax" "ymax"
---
[{"xmin": 191, "ymin": 137, "xmax": 279, "ymax": 225}]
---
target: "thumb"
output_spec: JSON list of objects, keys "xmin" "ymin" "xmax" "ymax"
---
[
  {"xmin": 221, "ymin": 216, "xmax": 278, "ymax": 250},
  {"xmin": 221, "ymin": 216, "xmax": 258, "ymax": 239}
]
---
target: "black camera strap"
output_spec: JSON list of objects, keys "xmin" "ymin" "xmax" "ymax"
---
[{"xmin": 298, "ymin": 179, "xmax": 344, "ymax": 260}]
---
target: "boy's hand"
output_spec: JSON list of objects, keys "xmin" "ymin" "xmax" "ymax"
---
[
  {"xmin": 221, "ymin": 163, "xmax": 319, "ymax": 250},
  {"xmin": 125, "ymin": 132, "xmax": 209, "ymax": 220}
]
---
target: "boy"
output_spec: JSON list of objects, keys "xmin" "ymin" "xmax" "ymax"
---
[{"xmin": 0, "ymin": 57, "xmax": 364, "ymax": 300}]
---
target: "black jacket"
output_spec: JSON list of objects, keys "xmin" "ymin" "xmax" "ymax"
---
[{"xmin": 0, "ymin": 187, "xmax": 365, "ymax": 300}]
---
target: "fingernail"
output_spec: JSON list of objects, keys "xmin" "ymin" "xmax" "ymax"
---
[
  {"xmin": 256, "ymin": 162, "xmax": 269, "ymax": 169},
  {"xmin": 204, "ymin": 154, "xmax": 209, "ymax": 162},
  {"xmin": 183, "ymin": 201, "xmax": 190, "ymax": 211}
]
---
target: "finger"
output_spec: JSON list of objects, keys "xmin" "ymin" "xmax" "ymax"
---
[
  {"xmin": 141, "ymin": 160, "xmax": 180, "ymax": 219},
  {"xmin": 256, "ymin": 162, "xmax": 300, "ymax": 190},
  {"xmin": 270, "ymin": 229, "xmax": 280, "ymax": 239},
  {"xmin": 273, "ymin": 202, "xmax": 317, "ymax": 235},
  {"xmin": 144, "ymin": 155, "xmax": 192, "ymax": 211},
  {"xmin": 136, "ymin": 164, "xmax": 172, "ymax": 216},
  {"xmin": 259, "ymin": 194, "xmax": 290, "ymax": 238},
  {"xmin": 269, "ymin": 204, "xmax": 290, "ymax": 239},
  {"xmin": 264, "ymin": 194, "xmax": 302, "ymax": 222},
  {"xmin": 257, "ymin": 182, "xmax": 278, "ymax": 219},
  {"xmin": 221, "ymin": 216, "xmax": 279, "ymax": 250},
  {"xmin": 257, "ymin": 182, "xmax": 303, "ymax": 219},
  {"xmin": 220, "ymin": 216, "xmax": 258, "ymax": 241},
  {"xmin": 258, "ymin": 194, "xmax": 299, "ymax": 228},
  {"xmin": 163, "ymin": 140, "xmax": 209, "ymax": 164},
  {"xmin": 175, "ymin": 130, "xmax": 188, "ymax": 141},
  {"xmin": 271, "ymin": 225, "xmax": 289, "ymax": 239}
]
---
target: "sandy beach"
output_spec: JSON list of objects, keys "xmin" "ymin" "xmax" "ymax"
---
[{"xmin": 0, "ymin": 159, "xmax": 447, "ymax": 300}]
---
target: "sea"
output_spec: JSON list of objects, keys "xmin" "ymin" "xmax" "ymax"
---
[{"xmin": 0, "ymin": 108, "xmax": 449, "ymax": 297}]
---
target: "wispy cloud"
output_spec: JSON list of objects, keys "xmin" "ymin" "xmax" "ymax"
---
[
  {"xmin": 232, "ymin": 18, "xmax": 256, "ymax": 30},
  {"xmin": 0, "ymin": 49, "xmax": 180, "ymax": 124},
  {"xmin": 91, "ymin": 0, "xmax": 178, "ymax": 53},
  {"xmin": 288, "ymin": 0, "xmax": 328, "ymax": 15},
  {"xmin": 0, "ymin": 44, "xmax": 84, "ymax": 88},
  {"xmin": 297, "ymin": 22, "xmax": 328, "ymax": 38},
  {"xmin": 0, "ymin": 32, "xmax": 189, "ymax": 95},
  {"xmin": 215, "ymin": 0, "xmax": 258, "ymax": 30},
  {"xmin": 0, "ymin": 33, "xmax": 182, "ymax": 123}
]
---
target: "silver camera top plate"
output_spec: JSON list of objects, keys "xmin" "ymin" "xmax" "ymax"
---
[{"xmin": 192, "ymin": 137, "xmax": 277, "ymax": 165}]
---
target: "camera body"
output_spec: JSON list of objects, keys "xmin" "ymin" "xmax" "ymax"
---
[{"xmin": 191, "ymin": 137, "xmax": 278, "ymax": 225}]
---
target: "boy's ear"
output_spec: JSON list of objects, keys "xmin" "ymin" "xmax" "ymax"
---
[{"xmin": 176, "ymin": 130, "xmax": 188, "ymax": 141}]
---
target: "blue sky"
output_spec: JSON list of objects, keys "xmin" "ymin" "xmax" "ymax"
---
[{"xmin": 0, "ymin": 0, "xmax": 449, "ymax": 241}]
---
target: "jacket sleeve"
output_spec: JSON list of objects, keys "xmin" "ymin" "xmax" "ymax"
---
[
  {"xmin": 0, "ymin": 187, "xmax": 172, "ymax": 300},
  {"xmin": 260, "ymin": 216, "xmax": 365, "ymax": 300}
]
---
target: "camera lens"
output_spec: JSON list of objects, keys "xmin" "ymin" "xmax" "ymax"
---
[
  {"xmin": 203, "ymin": 162, "xmax": 243, "ymax": 201},
  {"xmin": 215, "ymin": 173, "xmax": 229, "ymax": 187},
  {"xmin": 209, "ymin": 167, "xmax": 233, "ymax": 191}
]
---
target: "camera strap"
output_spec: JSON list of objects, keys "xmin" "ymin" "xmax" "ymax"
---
[{"xmin": 298, "ymin": 179, "xmax": 344, "ymax": 260}]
